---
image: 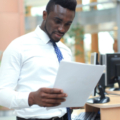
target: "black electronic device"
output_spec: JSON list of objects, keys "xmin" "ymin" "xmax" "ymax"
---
[
  {"xmin": 89, "ymin": 52, "xmax": 110, "ymax": 104},
  {"xmin": 99, "ymin": 54, "xmax": 113, "ymax": 88},
  {"xmin": 99, "ymin": 73, "xmax": 105, "ymax": 89},
  {"xmin": 91, "ymin": 52, "xmax": 99, "ymax": 65},
  {"xmin": 105, "ymin": 53, "xmax": 120, "ymax": 91},
  {"xmin": 99, "ymin": 54, "xmax": 106, "ymax": 65},
  {"xmin": 74, "ymin": 112, "xmax": 98, "ymax": 120},
  {"xmin": 87, "ymin": 85, "xmax": 110, "ymax": 104},
  {"xmin": 91, "ymin": 52, "xmax": 105, "ymax": 94},
  {"xmin": 99, "ymin": 54, "xmax": 106, "ymax": 89},
  {"xmin": 90, "ymin": 52, "xmax": 99, "ymax": 96}
]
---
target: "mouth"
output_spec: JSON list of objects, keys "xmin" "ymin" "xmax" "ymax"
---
[{"xmin": 54, "ymin": 33, "xmax": 64, "ymax": 39}]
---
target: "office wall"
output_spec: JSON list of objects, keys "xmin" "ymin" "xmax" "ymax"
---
[{"xmin": 0, "ymin": 0, "xmax": 25, "ymax": 51}]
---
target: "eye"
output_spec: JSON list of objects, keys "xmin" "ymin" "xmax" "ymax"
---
[
  {"xmin": 65, "ymin": 23, "xmax": 71, "ymax": 26},
  {"xmin": 54, "ymin": 19, "xmax": 62, "ymax": 24}
]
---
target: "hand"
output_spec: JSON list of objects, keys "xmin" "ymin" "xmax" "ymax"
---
[
  {"xmin": 70, "ymin": 107, "xmax": 84, "ymax": 109},
  {"xmin": 28, "ymin": 88, "xmax": 67, "ymax": 107}
]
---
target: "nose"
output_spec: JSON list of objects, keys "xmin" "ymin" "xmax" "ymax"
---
[{"xmin": 58, "ymin": 25, "xmax": 65, "ymax": 33}]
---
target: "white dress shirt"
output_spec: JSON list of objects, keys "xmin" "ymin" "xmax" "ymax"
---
[{"xmin": 0, "ymin": 26, "xmax": 72, "ymax": 119}]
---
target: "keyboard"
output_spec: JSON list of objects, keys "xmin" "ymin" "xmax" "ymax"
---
[{"xmin": 74, "ymin": 112, "xmax": 97, "ymax": 120}]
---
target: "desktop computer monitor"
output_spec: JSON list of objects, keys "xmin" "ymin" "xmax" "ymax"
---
[
  {"xmin": 99, "ymin": 54, "xmax": 113, "ymax": 88},
  {"xmin": 105, "ymin": 53, "xmax": 120, "ymax": 90},
  {"xmin": 90, "ymin": 52, "xmax": 98, "ymax": 96},
  {"xmin": 91, "ymin": 52, "xmax": 98, "ymax": 65},
  {"xmin": 99, "ymin": 54, "xmax": 106, "ymax": 65},
  {"xmin": 99, "ymin": 54, "xmax": 106, "ymax": 87},
  {"xmin": 88, "ymin": 52, "xmax": 110, "ymax": 104},
  {"xmin": 91, "ymin": 53, "xmax": 106, "ymax": 89}
]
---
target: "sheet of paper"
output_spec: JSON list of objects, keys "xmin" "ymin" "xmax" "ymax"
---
[{"xmin": 47, "ymin": 60, "xmax": 105, "ymax": 109}]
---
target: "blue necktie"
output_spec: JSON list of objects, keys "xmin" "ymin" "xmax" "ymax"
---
[
  {"xmin": 51, "ymin": 41, "xmax": 71, "ymax": 120},
  {"xmin": 52, "ymin": 42, "xmax": 63, "ymax": 63}
]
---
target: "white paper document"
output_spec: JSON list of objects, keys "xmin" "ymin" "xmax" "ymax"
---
[{"xmin": 47, "ymin": 60, "xmax": 105, "ymax": 109}]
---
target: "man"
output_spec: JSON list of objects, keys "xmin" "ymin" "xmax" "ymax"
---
[{"xmin": 0, "ymin": 0, "xmax": 79, "ymax": 120}]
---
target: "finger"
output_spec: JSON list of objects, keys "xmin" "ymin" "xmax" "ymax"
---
[
  {"xmin": 70, "ymin": 107, "xmax": 83, "ymax": 109},
  {"xmin": 41, "ymin": 88, "xmax": 65, "ymax": 94},
  {"xmin": 40, "ymin": 92, "xmax": 67, "ymax": 99},
  {"xmin": 42, "ymin": 102, "xmax": 61, "ymax": 107},
  {"xmin": 41, "ymin": 98, "xmax": 66, "ymax": 104}
]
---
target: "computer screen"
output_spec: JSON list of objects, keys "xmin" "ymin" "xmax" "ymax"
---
[
  {"xmin": 99, "ymin": 54, "xmax": 106, "ymax": 89},
  {"xmin": 90, "ymin": 52, "xmax": 98, "ymax": 96},
  {"xmin": 105, "ymin": 53, "xmax": 120, "ymax": 89},
  {"xmin": 91, "ymin": 52, "xmax": 98, "ymax": 65},
  {"xmin": 99, "ymin": 54, "xmax": 106, "ymax": 65},
  {"xmin": 91, "ymin": 53, "xmax": 105, "ymax": 88},
  {"xmin": 88, "ymin": 52, "xmax": 110, "ymax": 103}
]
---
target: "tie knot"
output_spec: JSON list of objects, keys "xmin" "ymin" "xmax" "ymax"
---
[{"xmin": 50, "ymin": 40, "xmax": 57, "ymax": 47}]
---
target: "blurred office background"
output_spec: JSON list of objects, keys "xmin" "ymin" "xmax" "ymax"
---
[{"xmin": 0, "ymin": 0, "xmax": 120, "ymax": 119}]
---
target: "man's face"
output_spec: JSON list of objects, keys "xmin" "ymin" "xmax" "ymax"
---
[{"xmin": 43, "ymin": 5, "xmax": 75, "ymax": 42}]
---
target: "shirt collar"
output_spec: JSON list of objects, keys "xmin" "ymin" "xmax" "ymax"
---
[
  {"xmin": 35, "ymin": 25, "xmax": 50, "ymax": 44},
  {"xmin": 34, "ymin": 25, "xmax": 62, "ymax": 47}
]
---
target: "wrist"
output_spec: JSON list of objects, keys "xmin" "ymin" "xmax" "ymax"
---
[{"xmin": 28, "ymin": 92, "xmax": 35, "ymax": 106}]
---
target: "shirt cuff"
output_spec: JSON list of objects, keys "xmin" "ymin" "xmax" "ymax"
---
[{"xmin": 10, "ymin": 92, "xmax": 30, "ymax": 109}]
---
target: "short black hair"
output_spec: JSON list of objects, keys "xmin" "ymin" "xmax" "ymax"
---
[{"xmin": 46, "ymin": 0, "xmax": 77, "ymax": 14}]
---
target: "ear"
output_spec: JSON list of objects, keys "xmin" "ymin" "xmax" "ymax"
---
[{"xmin": 43, "ymin": 11, "xmax": 47, "ymax": 20}]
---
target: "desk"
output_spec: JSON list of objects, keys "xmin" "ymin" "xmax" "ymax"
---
[
  {"xmin": 106, "ymin": 88, "xmax": 120, "ymax": 95},
  {"xmin": 85, "ymin": 95, "xmax": 120, "ymax": 120}
]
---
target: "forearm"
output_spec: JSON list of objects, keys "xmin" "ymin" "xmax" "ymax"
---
[{"xmin": 0, "ymin": 88, "xmax": 30, "ymax": 109}]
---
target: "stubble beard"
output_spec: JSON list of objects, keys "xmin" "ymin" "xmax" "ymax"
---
[{"xmin": 44, "ymin": 20, "xmax": 60, "ymax": 43}]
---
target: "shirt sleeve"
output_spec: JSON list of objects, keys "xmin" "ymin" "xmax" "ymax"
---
[{"xmin": 0, "ymin": 40, "xmax": 30, "ymax": 109}]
